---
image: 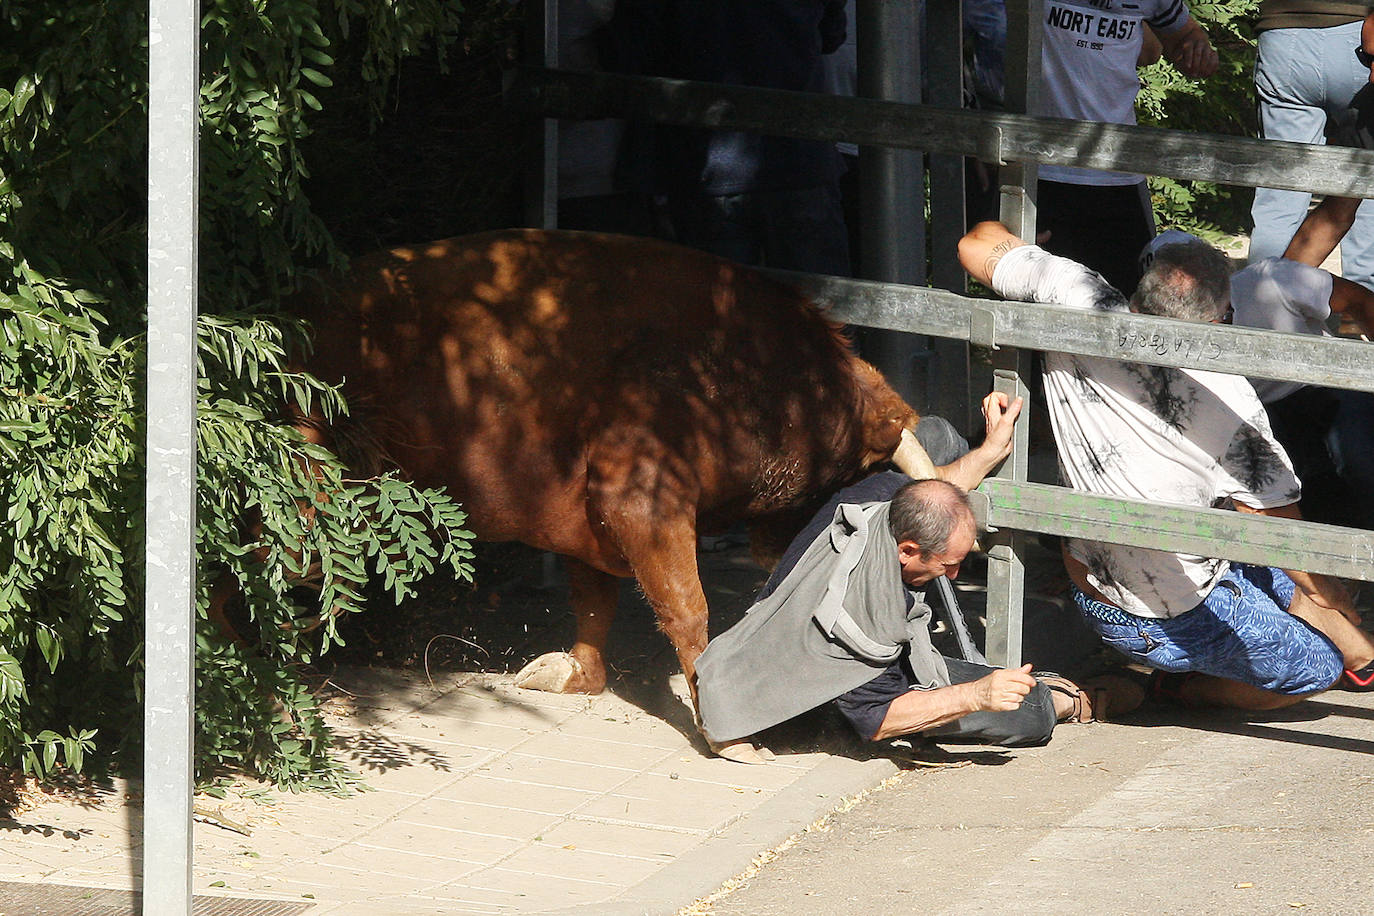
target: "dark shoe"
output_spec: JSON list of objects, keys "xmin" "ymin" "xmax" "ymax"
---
[{"xmin": 1340, "ymin": 661, "xmax": 1374, "ymax": 691}]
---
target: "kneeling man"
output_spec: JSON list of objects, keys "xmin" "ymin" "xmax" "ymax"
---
[{"xmin": 957, "ymin": 220, "xmax": 1374, "ymax": 709}]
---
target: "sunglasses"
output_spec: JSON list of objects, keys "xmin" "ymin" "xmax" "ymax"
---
[{"xmin": 1358, "ymin": 45, "xmax": 1374, "ymax": 67}]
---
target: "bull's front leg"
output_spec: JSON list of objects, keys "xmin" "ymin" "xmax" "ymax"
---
[
  {"xmin": 514, "ymin": 559, "xmax": 618, "ymax": 694},
  {"xmin": 610, "ymin": 511, "xmax": 775, "ymax": 764},
  {"xmin": 632, "ymin": 548, "xmax": 774, "ymax": 764}
]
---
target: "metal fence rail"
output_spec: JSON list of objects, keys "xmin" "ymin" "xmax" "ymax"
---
[
  {"xmin": 777, "ymin": 272, "xmax": 1374, "ymax": 394},
  {"xmin": 506, "ymin": 67, "xmax": 1374, "ymax": 198},
  {"xmin": 973, "ymin": 481, "xmax": 1374, "ymax": 583}
]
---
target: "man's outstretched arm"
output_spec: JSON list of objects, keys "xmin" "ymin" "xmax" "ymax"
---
[
  {"xmin": 1328, "ymin": 276, "xmax": 1374, "ymax": 338},
  {"xmin": 958, "ymin": 221, "xmax": 1029, "ymax": 288},
  {"xmin": 936, "ymin": 390, "xmax": 1024, "ymax": 491},
  {"xmin": 1283, "ymin": 196, "xmax": 1361, "ymax": 268}
]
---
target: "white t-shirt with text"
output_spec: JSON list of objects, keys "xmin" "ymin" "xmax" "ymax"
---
[{"xmin": 1038, "ymin": 0, "xmax": 1190, "ymax": 186}]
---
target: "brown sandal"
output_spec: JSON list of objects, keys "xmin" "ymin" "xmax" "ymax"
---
[
  {"xmin": 1038, "ymin": 670, "xmax": 1148, "ymax": 723},
  {"xmin": 1036, "ymin": 674, "xmax": 1100, "ymax": 723}
]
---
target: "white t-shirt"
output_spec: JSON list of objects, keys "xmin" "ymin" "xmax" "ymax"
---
[
  {"xmin": 992, "ymin": 245, "xmax": 1302, "ymax": 618},
  {"xmin": 1037, "ymin": 0, "xmax": 1190, "ymax": 186},
  {"xmin": 1229, "ymin": 256, "xmax": 1334, "ymax": 403}
]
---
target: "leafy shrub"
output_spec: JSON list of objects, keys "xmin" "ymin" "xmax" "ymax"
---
[
  {"xmin": 0, "ymin": 0, "xmax": 504, "ymax": 788},
  {"xmin": 1137, "ymin": 0, "xmax": 1260, "ymax": 239}
]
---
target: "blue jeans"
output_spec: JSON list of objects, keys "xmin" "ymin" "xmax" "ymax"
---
[
  {"xmin": 1072, "ymin": 565, "xmax": 1344, "ymax": 695},
  {"xmin": 925, "ymin": 658, "xmax": 1057, "ymax": 747},
  {"xmin": 1251, "ymin": 22, "xmax": 1374, "ymax": 286},
  {"xmin": 963, "ymin": 0, "xmax": 1007, "ymax": 108},
  {"xmin": 913, "ymin": 414, "xmax": 970, "ymax": 468}
]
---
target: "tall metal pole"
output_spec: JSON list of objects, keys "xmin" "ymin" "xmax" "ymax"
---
[
  {"xmin": 856, "ymin": 0, "xmax": 929, "ymax": 412},
  {"xmin": 984, "ymin": 0, "xmax": 1042, "ymax": 668},
  {"xmin": 925, "ymin": 0, "xmax": 973, "ymax": 434},
  {"xmin": 144, "ymin": 0, "xmax": 199, "ymax": 909}
]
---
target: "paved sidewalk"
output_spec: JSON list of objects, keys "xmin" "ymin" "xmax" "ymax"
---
[
  {"xmin": 0, "ymin": 547, "xmax": 915, "ymax": 915},
  {"xmin": 0, "ymin": 664, "xmax": 896, "ymax": 915},
  {"xmin": 706, "ymin": 688, "xmax": 1374, "ymax": 915}
]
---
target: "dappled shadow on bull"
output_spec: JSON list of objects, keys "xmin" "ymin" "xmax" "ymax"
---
[{"xmin": 288, "ymin": 229, "xmax": 933, "ymax": 742}]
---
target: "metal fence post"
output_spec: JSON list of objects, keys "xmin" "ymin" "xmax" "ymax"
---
[
  {"xmin": 925, "ymin": 0, "xmax": 973, "ymax": 436},
  {"xmin": 983, "ymin": 0, "xmax": 1041, "ymax": 668},
  {"xmin": 144, "ymin": 0, "xmax": 199, "ymax": 910},
  {"xmin": 523, "ymin": 0, "xmax": 558, "ymax": 230},
  {"xmin": 856, "ymin": 0, "xmax": 930, "ymax": 413}
]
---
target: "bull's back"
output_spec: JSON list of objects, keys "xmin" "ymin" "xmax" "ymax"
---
[{"xmin": 299, "ymin": 230, "xmax": 880, "ymax": 555}]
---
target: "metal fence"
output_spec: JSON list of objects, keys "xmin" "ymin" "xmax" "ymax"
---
[{"xmin": 507, "ymin": 0, "xmax": 1374, "ymax": 668}]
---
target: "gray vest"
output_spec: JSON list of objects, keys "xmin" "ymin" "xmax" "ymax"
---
[{"xmin": 695, "ymin": 500, "xmax": 951, "ymax": 743}]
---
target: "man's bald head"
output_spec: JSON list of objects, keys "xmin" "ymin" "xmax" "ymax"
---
[{"xmin": 888, "ymin": 478, "xmax": 974, "ymax": 557}]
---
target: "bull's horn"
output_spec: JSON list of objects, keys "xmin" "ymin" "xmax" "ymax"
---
[{"xmin": 892, "ymin": 427, "xmax": 939, "ymax": 479}]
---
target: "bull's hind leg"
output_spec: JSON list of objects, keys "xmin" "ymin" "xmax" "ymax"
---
[{"xmin": 514, "ymin": 559, "xmax": 618, "ymax": 694}]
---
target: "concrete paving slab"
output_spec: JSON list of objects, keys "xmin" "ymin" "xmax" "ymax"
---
[
  {"xmin": 544, "ymin": 715, "xmax": 690, "ymax": 749},
  {"xmin": 515, "ymin": 732, "xmax": 680, "ymax": 770},
  {"xmin": 496, "ymin": 841, "xmax": 665, "ymax": 887},
  {"xmin": 531, "ymin": 819, "xmax": 703, "ymax": 860},
  {"xmin": 435, "ymin": 773, "xmax": 603, "ymax": 815},
  {"xmin": 479, "ymin": 752, "xmax": 643, "ymax": 793},
  {"xmin": 0, "ymin": 654, "xmax": 894, "ymax": 916},
  {"xmin": 317, "ymin": 841, "xmax": 489, "ymax": 882},
  {"xmin": 411, "ymin": 797, "xmax": 564, "ymax": 841}
]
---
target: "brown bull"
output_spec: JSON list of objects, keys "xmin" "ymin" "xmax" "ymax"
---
[{"xmin": 295, "ymin": 229, "xmax": 935, "ymax": 714}]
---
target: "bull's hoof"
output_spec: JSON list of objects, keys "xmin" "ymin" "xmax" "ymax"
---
[
  {"xmin": 513, "ymin": 652, "xmax": 585, "ymax": 693},
  {"xmin": 708, "ymin": 738, "xmax": 776, "ymax": 765}
]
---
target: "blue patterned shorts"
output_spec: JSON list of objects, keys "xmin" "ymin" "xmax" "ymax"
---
[{"xmin": 1071, "ymin": 565, "xmax": 1344, "ymax": 695}]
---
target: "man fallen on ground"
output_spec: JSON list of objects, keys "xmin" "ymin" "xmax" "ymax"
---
[
  {"xmin": 695, "ymin": 392, "xmax": 1132, "ymax": 764},
  {"xmin": 957, "ymin": 220, "xmax": 1374, "ymax": 710}
]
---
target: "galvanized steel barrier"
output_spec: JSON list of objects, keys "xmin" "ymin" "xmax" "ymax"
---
[{"xmin": 507, "ymin": 28, "xmax": 1374, "ymax": 665}]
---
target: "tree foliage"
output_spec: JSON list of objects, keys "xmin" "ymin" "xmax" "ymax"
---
[
  {"xmin": 1137, "ymin": 0, "xmax": 1260, "ymax": 240},
  {"xmin": 0, "ymin": 0, "xmax": 511, "ymax": 787}
]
